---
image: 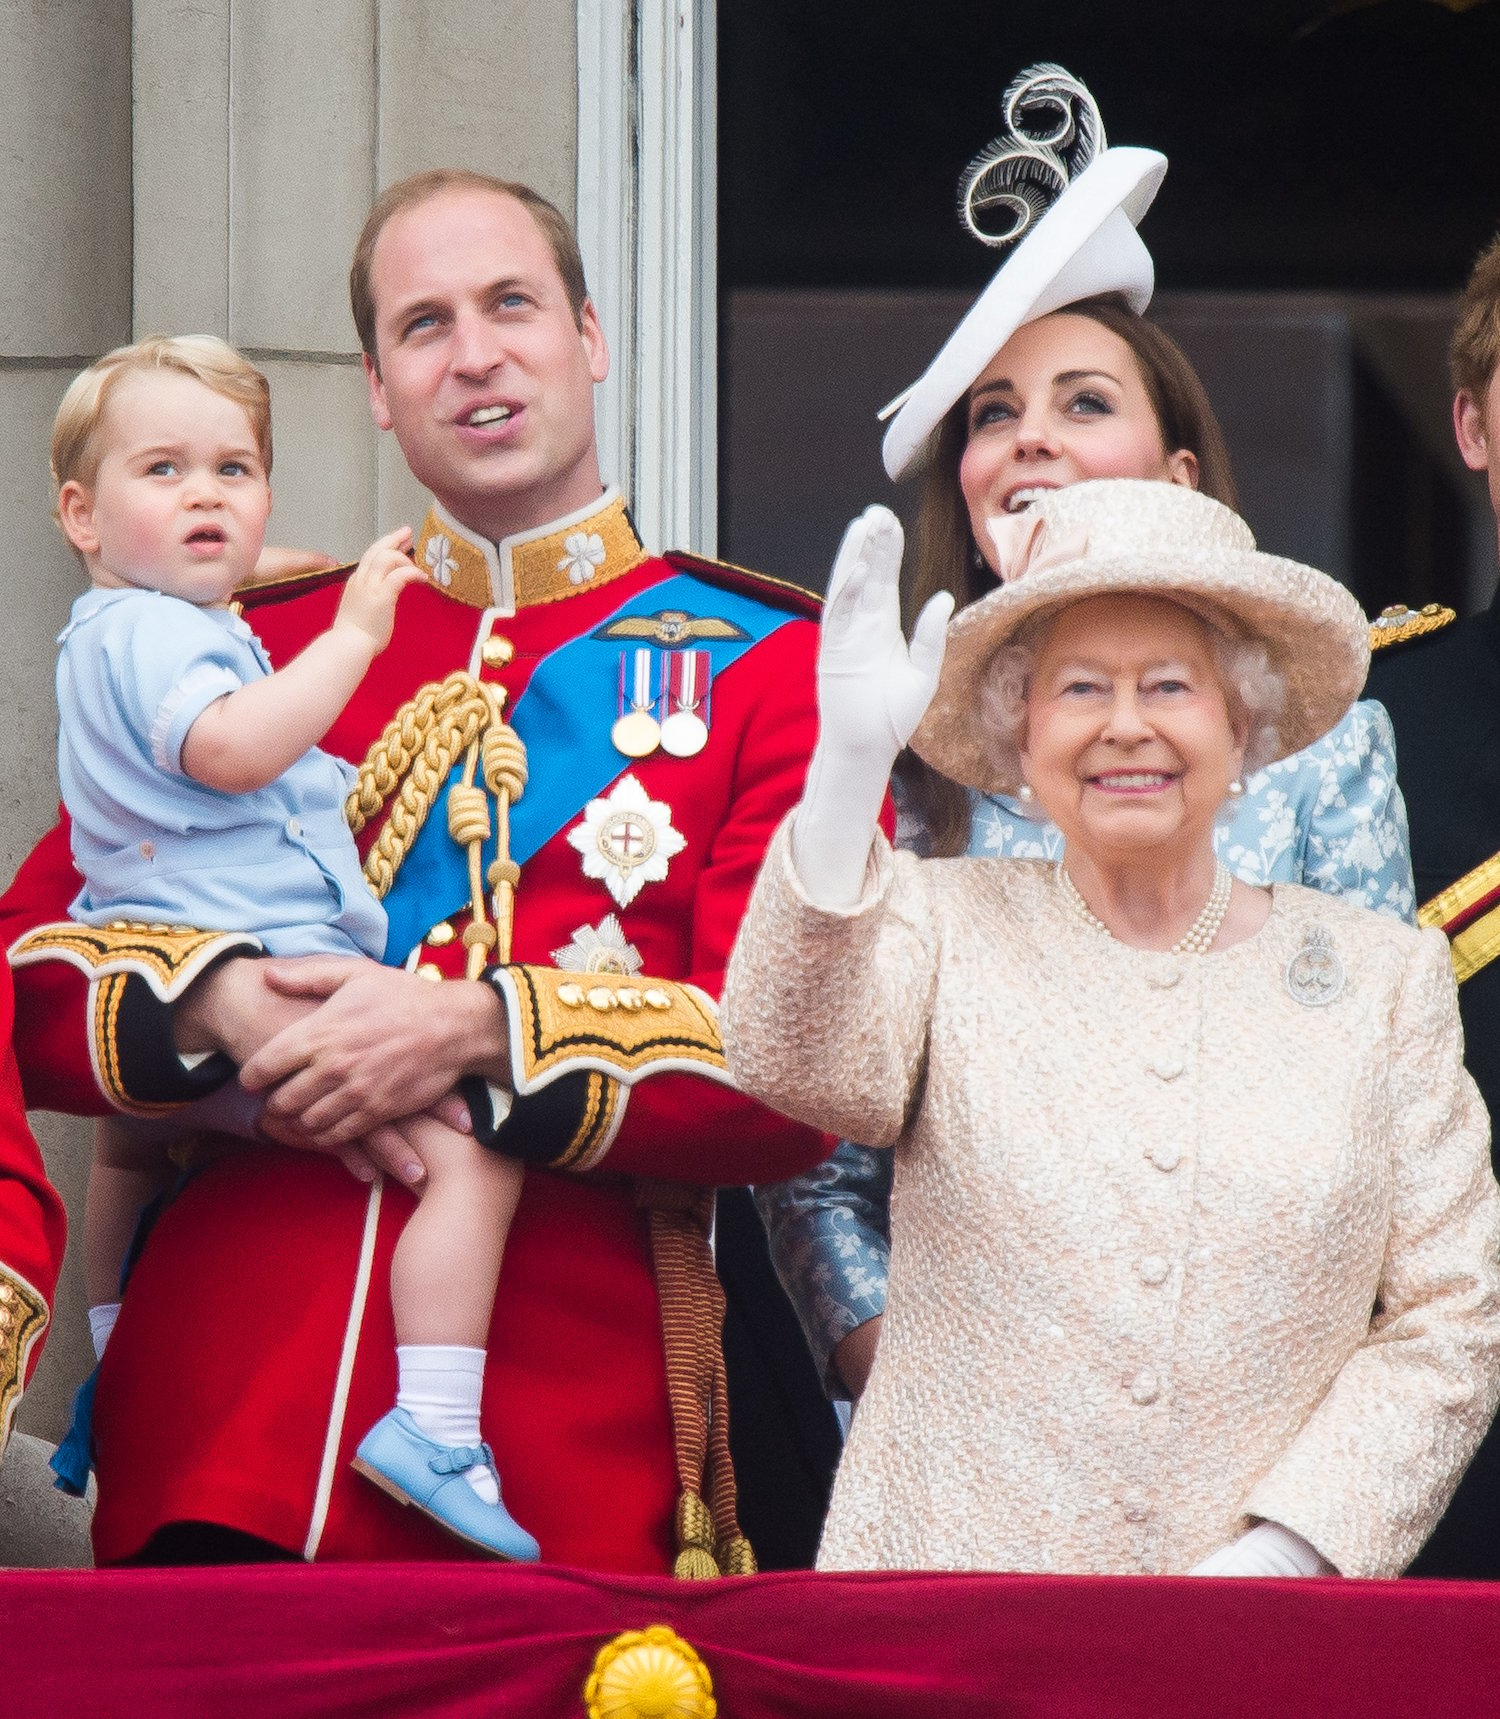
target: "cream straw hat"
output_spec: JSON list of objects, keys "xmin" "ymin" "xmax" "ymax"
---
[
  {"xmin": 910, "ymin": 479, "xmax": 1371, "ymax": 797},
  {"xmin": 880, "ymin": 65, "xmax": 1166, "ymax": 482}
]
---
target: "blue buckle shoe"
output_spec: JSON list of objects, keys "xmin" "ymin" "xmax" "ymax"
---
[{"xmin": 352, "ymin": 1408, "xmax": 541, "ymax": 1561}]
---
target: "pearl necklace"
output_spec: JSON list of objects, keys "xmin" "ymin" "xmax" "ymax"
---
[{"xmin": 1055, "ymin": 860, "xmax": 1233, "ymax": 956}]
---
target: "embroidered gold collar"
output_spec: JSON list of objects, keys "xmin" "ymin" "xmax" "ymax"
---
[{"xmin": 412, "ymin": 488, "xmax": 647, "ymax": 612}]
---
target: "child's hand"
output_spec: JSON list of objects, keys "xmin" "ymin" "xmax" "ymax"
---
[{"xmin": 335, "ymin": 526, "xmax": 424, "ymax": 653}]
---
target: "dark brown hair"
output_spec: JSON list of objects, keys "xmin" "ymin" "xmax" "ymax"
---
[
  {"xmin": 1451, "ymin": 232, "xmax": 1500, "ymax": 407},
  {"xmin": 896, "ymin": 295, "xmax": 1240, "ymax": 855},
  {"xmin": 349, "ymin": 169, "xmax": 589, "ymax": 368}
]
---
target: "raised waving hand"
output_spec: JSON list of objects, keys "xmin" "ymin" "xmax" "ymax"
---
[{"xmin": 792, "ymin": 505, "xmax": 954, "ymax": 909}]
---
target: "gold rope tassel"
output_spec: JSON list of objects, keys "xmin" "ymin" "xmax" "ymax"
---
[
  {"xmin": 447, "ymin": 764, "xmax": 496, "ymax": 979},
  {"xmin": 481, "ymin": 693, "xmax": 527, "ymax": 966},
  {"xmin": 345, "ymin": 672, "xmax": 495, "ymax": 898},
  {"xmin": 637, "ymin": 1180, "xmax": 757, "ymax": 1579},
  {"xmin": 344, "ymin": 674, "xmax": 529, "ymax": 978},
  {"xmin": 674, "ymin": 1490, "xmax": 721, "ymax": 1582}
]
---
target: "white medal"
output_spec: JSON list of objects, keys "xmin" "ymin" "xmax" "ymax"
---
[
  {"xmin": 551, "ymin": 914, "xmax": 644, "ymax": 975},
  {"xmin": 659, "ymin": 711, "xmax": 709, "ymax": 758},
  {"xmin": 660, "ymin": 650, "xmax": 711, "ymax": 758}
]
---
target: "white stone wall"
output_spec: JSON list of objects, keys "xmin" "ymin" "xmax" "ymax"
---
[{"xmin": 0, "ymin": 0, "xmax": 578, "ymax": 1441}]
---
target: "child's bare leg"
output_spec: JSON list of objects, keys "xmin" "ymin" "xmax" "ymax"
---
[
  {"xmin": 389, "ymin": 1113, "xmax": 522, "ymax": 1345},
  {"xmin": 85, "ymin": 1120, "xmax": 177, "ymax": 1355},
  {"xmin": 386, "ymin": 1113, "xmax": 523, "ymax": 1508}
]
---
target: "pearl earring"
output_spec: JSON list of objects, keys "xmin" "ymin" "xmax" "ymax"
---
[
  {"xmin": 1227, "ymin": 778, "xmax": 1245, "ymax": 798},
  {"xmin": 1017, "ymin": 782, "xmax": 1035, "ymax": 803}
]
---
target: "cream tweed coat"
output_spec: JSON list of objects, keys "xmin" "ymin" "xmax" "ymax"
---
[{"xmin": 723, "ymin": 824, "xmax": 1500, "ymax": 1578}]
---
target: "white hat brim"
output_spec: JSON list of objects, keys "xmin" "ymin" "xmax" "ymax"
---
[
  {"xmin": 910, "ymin": 547, "xmax": 1371, "ymax": 797},
  {"xmin": 881, "ymin": 147, "xmax": 1169, "ymax": 482}
]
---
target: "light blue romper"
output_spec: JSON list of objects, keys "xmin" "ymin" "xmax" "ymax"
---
[{"xmin": 57, "ymin": 587, "xmax": 386, "ymax": 960}]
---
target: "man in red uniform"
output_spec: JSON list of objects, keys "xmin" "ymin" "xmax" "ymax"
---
[
  {"xmin": 0, "ymin": 959, "xmax": 65, "ymax": 1461},
  {"xmin": 2, "ymin": 169, "xmax": 827, "ymax": 1568}
]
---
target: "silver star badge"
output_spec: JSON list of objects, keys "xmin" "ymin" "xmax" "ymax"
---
[
  {"xmin": 551, "ymin": 914, "xmax": 644, "ymax": 976},
  {"xmin": 566, "ymin": 773, "xmax": 687, "ymax": 908}
]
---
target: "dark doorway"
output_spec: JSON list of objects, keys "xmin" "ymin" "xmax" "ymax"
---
[{"xmin": 719, "ymin": 0, "xmax": 1500, "ymax": 610}]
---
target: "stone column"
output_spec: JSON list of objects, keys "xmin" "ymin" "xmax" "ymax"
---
[
  {"xmin": 0, "ymin": 0, "xmax": 133, "ymax": 1444},
  {"xmin": 4, "ymin": 0, "xmax": 580, "ymax": 1444},
  {"xmin": 134, "ymin": 0, "xmax": 577, "ymax": 556}
]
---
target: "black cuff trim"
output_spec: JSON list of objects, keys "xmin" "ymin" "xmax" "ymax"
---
[
  {"xmin": 460, "ymin": 1071, "xmax": 595, "ymax": 1166},
  {"xmin": 112, "ymin": 973, "xmax": 236, "ymax": 1109}
]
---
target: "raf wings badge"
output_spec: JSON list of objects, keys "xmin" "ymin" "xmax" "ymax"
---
[{"xmin": 593, "ymin": 609, "xmax": 749, "ymax": 649}]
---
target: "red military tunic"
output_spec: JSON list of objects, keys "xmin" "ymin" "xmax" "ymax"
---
[
  {"xmin": 1, "ymin": 491, "xmax": 826, "ymax": 1566},
  {"xmin": 0, "ymin": 958, "xmax": 65, "ymax": 1447}
]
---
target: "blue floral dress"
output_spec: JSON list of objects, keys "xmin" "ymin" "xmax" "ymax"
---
[{"xmin": 755, "ymin": 698, "xmax": 1416, "ymax": 1394}]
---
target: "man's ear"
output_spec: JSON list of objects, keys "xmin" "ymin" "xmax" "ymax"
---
[
  {"xmin": 56, "ymin": 479, "xmax": 99, "ymax": 557},
  {"xmin": 580, "ymin": 299, "xmax": 610, "ymax": 386},
  {"xmin": 364, "ymin": 352, "xmax": 393, "ymax": 432},
  {"xmin": 1454, "ymin": 388, "xmax": 1491, "ymax": 472}
]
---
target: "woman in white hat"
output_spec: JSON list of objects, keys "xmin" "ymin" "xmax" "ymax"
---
[
  {"xmin": 758, "ymin": 67, "xmax": 1414, "ymax": 1412},
  {"xmin": 724, "ymin": 478, "xmax": 1500, "ymax": 1577}
]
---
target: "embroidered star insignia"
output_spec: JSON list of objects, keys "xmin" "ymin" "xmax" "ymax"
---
[
  {"xmin": 551, "ymin": 913, "xmax": 644, "ymax": 975},
  {"xmin": 567, "ymin": 774, "xmax": 687, "ymax": 908}
]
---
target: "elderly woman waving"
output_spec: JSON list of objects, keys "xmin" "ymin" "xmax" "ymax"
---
[{"xmin": 722, "ymin": 479, "xmax": 1500, "ymax": 1578}]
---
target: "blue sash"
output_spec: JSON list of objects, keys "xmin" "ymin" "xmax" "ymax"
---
[{"xmin": 380, "ymin": 574, "xmax": 797, "ymax": 965}]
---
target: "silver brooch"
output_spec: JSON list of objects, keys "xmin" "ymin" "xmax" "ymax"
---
[{"xmin": 1285, "ymin": 926, "xmax": 1345, "ymax": 1008}]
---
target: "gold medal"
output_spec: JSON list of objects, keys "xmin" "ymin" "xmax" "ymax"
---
[
  {"xmin": 612, "ymin": 709, "xmax": 662, "ymax": 758},
  {"xmin": 612, "ymin": 647, "xmax": 661, "ymax": 759},
  {"xmin": 659, "ymin": 710, "xmax": 709, "ymax": 757}
]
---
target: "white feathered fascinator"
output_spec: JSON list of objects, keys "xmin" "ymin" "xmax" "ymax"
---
[
  {"xmin": 957, "ymin": 63, "xmax": 1107, "ymax": 249},
  {"xmin": 880, "ymin": 65, "xmax": 1167, "ymax": 481}
]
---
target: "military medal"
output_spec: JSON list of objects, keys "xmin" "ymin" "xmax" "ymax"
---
[
  {"xmin": 611, "ymin": 648, "xmax": 661, "ymax": 758},
  {"xmin": 659, "ymin": 649, "xmax": 711, "ymax": 758}
]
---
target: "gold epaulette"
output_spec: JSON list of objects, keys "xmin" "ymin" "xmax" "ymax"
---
[
  {"xmin": 664, "ymin": 549, "xmax": 822, "ymax": 621},
  {"xmin": 491, "ymin": 964, "xmax": 731, "ymax": 1095},
  {"xmin": 0, "ymin": 1265, "xmax": 48, "ymax": 1447},
  {"xmin": 235, "ymin": 559, "xmax": 357, "ymax": 612},
  {"xmin": 1369, "ymin": 602, "xmax": 1457, "ymax": 652},
  {"xmin": 1419, "ymin": 853, "xmax": 1500, "ymax": 985},
  {"xmin": 8, "ymin": 921, "xmax": 262, "ymax": 1004}
]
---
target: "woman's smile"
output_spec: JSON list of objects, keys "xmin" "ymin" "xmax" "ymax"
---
[{"xmin": 1084, "ymin": 769, "xmax": 1179, "ymax": 795}]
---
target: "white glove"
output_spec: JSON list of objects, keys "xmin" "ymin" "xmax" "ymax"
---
[
  {"xmin": 791, "ymin": 506, "xmax": 954, "ymax": 910},
  {"xmin": 1189, "ymin": 1521, "xmax": 1336, "ymax": 1578}
]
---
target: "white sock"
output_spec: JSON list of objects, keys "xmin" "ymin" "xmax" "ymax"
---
[
  {"xmin": 395, "ymin": 1344, "xmax": 499, "ymax": 1505},
  {"xmin": 88, "ymin": 1302, "xmax": 121, "ymax": 1361}
]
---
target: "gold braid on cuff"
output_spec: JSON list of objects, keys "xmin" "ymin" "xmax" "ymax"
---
[{"xmin": 0, "ymin": 1266, "xmax": 48, "ymax": 1449}]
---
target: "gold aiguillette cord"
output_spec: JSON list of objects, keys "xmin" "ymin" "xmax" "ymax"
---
[{"xmin": 445, "ymin": 682, "xmax": 529, "ymax": 977}]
